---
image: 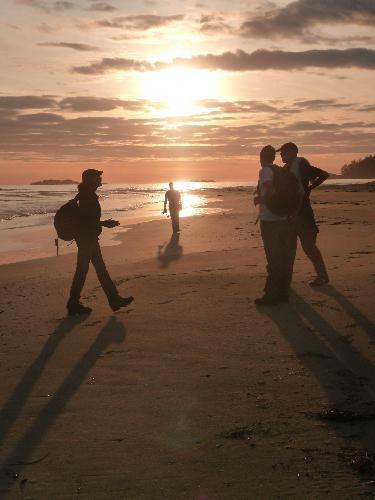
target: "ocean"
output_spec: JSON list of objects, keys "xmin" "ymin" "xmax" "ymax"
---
[
  {"xmin": 0, "ymin": 179, "xmax": 373, "ymax": 264},
  {"xmin": 1, "ymin": 179, "xmax": 374, "ymax": 231}
]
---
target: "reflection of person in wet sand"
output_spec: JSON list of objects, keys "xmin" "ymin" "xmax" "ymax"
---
[
  {"xmin": 158, "ymin": 232, "xmax": 183, "ymax": 268},
  {"xmin": 163, "ymin": 182, "xmax": 182, "ymax": 233}
]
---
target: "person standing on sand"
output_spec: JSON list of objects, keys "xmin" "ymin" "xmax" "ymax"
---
[
  {"xmin": 277, "ymin": 142, "xmax": 329, "ymax": 287},
  {"xmin": 254, "ymin": 145, "xmax": 297, "ymax": 306},
  {"xmin": 67, "ymin": 169, "xmax": 134, "ymax": 316},
  {"xmin": 163, "ymin": 182, "xmax": 182, "ymax": 233}
]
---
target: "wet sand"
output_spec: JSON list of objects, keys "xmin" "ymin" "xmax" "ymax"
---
[{"xmin": 0, "ymin": 187, "xmax": 374, "ymax": 499}]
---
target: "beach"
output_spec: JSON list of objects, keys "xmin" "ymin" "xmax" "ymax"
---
[{"xmin": 0, "ymin": 185, "xmax": 374, "ymax": 498}]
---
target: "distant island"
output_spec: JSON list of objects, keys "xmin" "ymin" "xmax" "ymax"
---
[{"xmin": 31, "ymin": 179, "xmax": 78, "ymax": 185}]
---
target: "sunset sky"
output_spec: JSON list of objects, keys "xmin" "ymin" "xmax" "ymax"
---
[{"xmin": 1, "ymin": 0, "xmax": 374, "ymax": 183}]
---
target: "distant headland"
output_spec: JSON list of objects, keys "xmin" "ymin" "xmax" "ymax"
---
[
  {"xmin": 31, "ymin": 179, "xmax": 78, "ymax": 185},
  {"xmin": 189, "ymin": 179, "xmax": 216, "ymax": 183}
]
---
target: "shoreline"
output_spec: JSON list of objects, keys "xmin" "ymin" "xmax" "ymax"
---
[{"xmin": 1, "ymin": 182, "xmax": 374, "ymax": 267}]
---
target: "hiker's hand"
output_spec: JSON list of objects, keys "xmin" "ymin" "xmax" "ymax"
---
[
  {"xmin": 102, "ymin": 219, "xmax": 120, "ymax": 228},
  {"xmin": 253, "ymin": 195, "xmax": 261, "ymax": 206}
]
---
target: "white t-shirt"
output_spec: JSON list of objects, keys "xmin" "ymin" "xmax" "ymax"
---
[
  {"xmin": 288, "ymin": 157, "xmax": 305, "ymax": 195},
  {"xmin": 258, "ymin": 165, "xmax": 287, "ymax": 221}
]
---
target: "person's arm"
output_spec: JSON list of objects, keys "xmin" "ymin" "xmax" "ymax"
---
[
  {"xmin": 163, "ymin": 192, "xmax": 168, "ymax": 213},
  {"xmin": 300, "ymin": 158, "xmax": 329, "ymax": 194},
  {"xmin": 309, "ymin": 168, "xmax": 329, "ymax": 192}
]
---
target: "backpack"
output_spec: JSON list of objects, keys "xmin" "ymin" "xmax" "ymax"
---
[
  {"xmin": 265, "ymin": 166, "xmax": 301, "ymax": 216},
  {"xmin": 54, "ymin": 194, "xmax": 80, "ymax": 241}
]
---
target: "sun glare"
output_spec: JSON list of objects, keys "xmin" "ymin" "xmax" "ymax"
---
[{"xmin": 142, "ymin": 68, "xmax": 217, "ymax": 116}]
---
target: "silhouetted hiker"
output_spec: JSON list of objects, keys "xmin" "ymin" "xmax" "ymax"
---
[
  {"xmin": 277, "ymin": 142, "xmax": 329, "ymax": 287},
  {"xmin": 254, "ymin": 145, "xmax": 297, "ymax": 306},
  {"xmin": 67, "ymin": 169, "xmax": 134, "ymax": 315},
  {"xmin": 163, "ymin": 182, "xmax": 182, "ymax": 233}
]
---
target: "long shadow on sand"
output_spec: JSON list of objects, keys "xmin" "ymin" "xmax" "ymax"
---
[
  {"xmin": 257, "ymin": 290, "xmax": 375, "ymax": 477},
  {"xmin": 317, "ymin": 284, "xmax": 375, "ymax": 341},
  {"xmin": 157, "ymin": 232, "xmax": 183, "ymax": 268},
  {"xmin": 0, "ymin": 315, "xmax": 86, "ymax": 449},
  {"xmin": 0, "ymin": 316, "xmax": 126, "ymax": 497}
]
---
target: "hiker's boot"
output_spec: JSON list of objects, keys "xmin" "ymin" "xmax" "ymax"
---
[
  {"xmin": 254, "ymin": 295, "xmax": 280, "ymax": 306},
  {"xmin": 110, "ymin": 295, "xmax": 134, "ymax": 312},
  {"xmin": 309, "ymin": 276, "xmax": 329, "ymax": 287},
  {"xmin": 67, "ymin": 300, "xmax": 92, "ymax": 316}
]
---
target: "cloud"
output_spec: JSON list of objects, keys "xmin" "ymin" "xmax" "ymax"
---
[
  {"xmin": 85, "ymin": 2, "xmax": 116, "ymax": 12},
  {"xmin": 59, "ymin": 97, "xmax": 148, "ymax": 112},
  {"xmin": 72, "ymin": 57, "xmax": 165, "ymax": 75},
  {"xmin": 1, "ymin": 105, "xmax": 374, "ymax": 161},
  {"xmin": 293, "ymin": 99, "xmax": 353, "ymax": 110},
  {"xmin": 198, "ymin": 13, "xmax": 233, "ymax": 34},
  {"xmin": 37, "ymin": 42, "xmax": 99, "ymax": 51},
  {"xmin": 16, "ymin": 0, "xmax": 75, "ymax": 12},
  {"xmin": 72, "ymin": 48, "xmax": 375, "ymax": 75},
  {"xmin": 0, "ymin": 95, "xmax": 56, "ymax": 109},
  {"xmin": 240, "ymin": 0, "xmax": 375, "ymax": 39},
  {"xmin": 81, "ymin": 14, "xmax": 184, "ymax": 31},
  {"xmin": 358, "ymin": 104, "xmax": 375, "ymax": 112},
  {"xmin": 199, "ymin": 99, "xmax": 281, "ymax": 114}
]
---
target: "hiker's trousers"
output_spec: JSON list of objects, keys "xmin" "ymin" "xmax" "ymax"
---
[
  {"xmin": 170, "ymin": 209, "xmax": 180, "ymax": 233},
  {"xmin": 69, "ymin": 239, "xmax": 118, "ymax": 304},
  {"xmin": 260, "ymin": 220, "xmax": 297, "ymax": 299},
  {"xmin": 296, "ymin": 216, "xmax": 329, "ymax": 281}
]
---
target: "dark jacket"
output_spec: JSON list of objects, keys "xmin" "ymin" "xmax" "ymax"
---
[
  {"xmin": 294, "ymin": 157, "xmax": 328, "ymax": 227},
  {"xmin": 77, "ymin": 183, "xmax": 102, "ymax": 241}
]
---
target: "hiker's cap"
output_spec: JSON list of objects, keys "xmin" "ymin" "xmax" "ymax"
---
[
  {"xmin": 82, "ymin": 168, "xmax": 103, "ymax": 181},
  {"xmin": 260, "ymin": 145, "xmax": 276, "ymax": 156},
  {"xmin": 276, "ymin": 142, "xmax": 298, "ymax": 154}
]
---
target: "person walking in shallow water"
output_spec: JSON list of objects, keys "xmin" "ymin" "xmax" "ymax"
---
[
  {"xmin": 67, "ymin": 169, "xmax": 134, "ymax": 315},
  {"xmin": 163, "ymin": 182, "xmax": 182, "ymax": 233},
  {"xmin": 277, "ymin": 142, "xmax": 329, "ymax": 287}
]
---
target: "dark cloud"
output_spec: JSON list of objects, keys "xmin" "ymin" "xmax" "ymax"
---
[
  {"xmin": 37, "ymin": 42, "xmax": 99, "ymax": 51},
  {"xmin": 286, "ymin": 120, "xmax": 375, "ymax": 131},
  {"xmin": 293, "ymin": 99, "xmax": 353, "ymax": 109},
  {"xmin": 17, "ymin": 112, "xmax": 65, "ymax": 123},
  {"xmin": 1, "ymin": 93, "xmax": 374, "ymax": 161},
  {"xmin": 59, "ymin": 97, "xmax": 148, "ymax": 112},
  {"xmin": 358, "ymin": 104, "xmax": 375, "ymax": 112},
  {"xmin": 83, "ymin": 14, "xmax": 184, "ymax": 30},
  {"xmin": 0, "ymin": 96, "xmax": 56, "ymax": 109},
  {"xmin": 199, "ymin": 99, "xmax": 281, "ymax": 114},
  {"xmin": 1, "ymin": 109, "xmax": 374, "ymax": 161},
  {"xmin": 85, "ymin": 2, "xmax": 116, "ymax": 12},
  {"xmin": 241, "ymin": 0, "xmax": 375, "ymax": 39},
  {"xmin": 72, "ymin": 57, "xmax": 165, "ymax": 75},
  {"xmin": 16, "ymin": 0, "xmax": 74, "ymax": 12},
  {"xmin": 198, "ymin": 13, "xmax": 233, "ymax": 34},
  {"xmin": 72, "ymin": 48, "xmax": 375, "ymax": 75}
]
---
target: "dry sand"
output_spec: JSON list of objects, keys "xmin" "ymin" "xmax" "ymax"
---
[{"xmin": 0, "ymin": 187, "xmax": 374, "ymax": 499}]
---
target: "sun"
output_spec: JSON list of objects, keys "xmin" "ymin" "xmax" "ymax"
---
[{"xmin": 142, "ymin": 67, "xmax": 217, "ymax": 116}]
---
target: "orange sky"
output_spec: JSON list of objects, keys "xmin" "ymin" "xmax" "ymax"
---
[{"xmin": 1, "ymin": 0, "xmax": 374, "ymax": 183}]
